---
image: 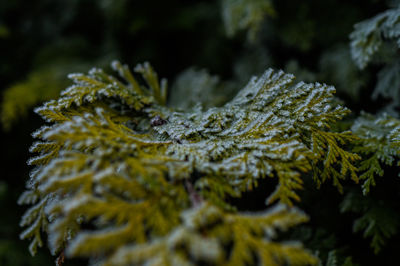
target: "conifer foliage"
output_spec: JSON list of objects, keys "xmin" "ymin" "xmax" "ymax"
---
[
  {"xmin": 350, "ymin": 6, "xmax": 400, "ymax": 112},
  {"xmin": 222, "ymin": 0, "xmax": 275, "ymax": 40},
  {"xmin": 10, "ymin": 1, "xmax": 400, "ymax": 265},
  {"xmin": 352, "ymin": 113, "xmax": 400, "ymax": 195},
  {"xmin": 19, "ymin": 59, "xmax": 362, "ymax": 265},
  {"xmin": 350, "ymin": 6, "xmax": 400, "ymax": 70}
]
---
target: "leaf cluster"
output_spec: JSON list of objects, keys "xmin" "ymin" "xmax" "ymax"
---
[
  {"xmin": 19, "ymin": 60, "xmax": 361, "ymax": 265},
  {"xmin": 350, "ymin": 6, "xmax": 400, "ymax": 113},
  {"xmin": 352, "ymin": 112, "xmax": 400, "ymax": 194}
]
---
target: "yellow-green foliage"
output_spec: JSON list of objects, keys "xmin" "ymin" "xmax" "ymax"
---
[
  {"xmin": 222, "ymin": 0, "xmax": 275, "ymax": 40},
  {"xmin": 1, "ymin": 66, "xmax": 68, "ymax": 130},
  {"xmin": 0, "ymin": 61, "xmax": 94, "ymax": 130},
  {"xmin": 103, "ymin": 203, "xmax": 317, "ymax": 266},
  {"xmin": 19, "ymin": 61, "xmax": 360, "ymax": 265}
]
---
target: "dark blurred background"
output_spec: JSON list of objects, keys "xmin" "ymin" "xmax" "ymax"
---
[{"xmin": 0, "ymin": 0, "xmax": 392, "ymax": 265}]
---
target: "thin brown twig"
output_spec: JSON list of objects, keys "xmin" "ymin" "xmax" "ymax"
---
[{"xmin": 185, "ymin": 179, "xmax": 203, "ymax": 207}]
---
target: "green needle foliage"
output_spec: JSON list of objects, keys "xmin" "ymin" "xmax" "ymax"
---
[
  {"xmin": 341, "ymin": 190, "xmax": 400, "ymax": 254},
  {"xmin": 324, "ymin": 250, "xmax": 357, "ymax": 266},
  {"xmin": 1, "ymin": 62, "xmax": 81, "ymax": 131},
  {"xmin": 343, "ymin": 113, "xmax": 400, "ymax": 254},
  {"xmin": 352, "ymin": 113, "xmax": 400, "ymax": 195},
  {"xmin": 19, "ymin": 60, "xmax": 362, "ymax": 265}
]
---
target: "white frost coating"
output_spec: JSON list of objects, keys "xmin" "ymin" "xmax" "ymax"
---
[
  {"xmin": 111, "ymin": 60, "xmax": 121, "ymax": 72},
  {"xmin": 67, "ymin": 73, "xmax": 84, "ymax": 80},
  {"xmin": 229, "ymin": 113, "xmax": 270, "ymax": 137},
  {"xmin": 18, "ymin": 191, "xmax": 39, "ymax": 206},
  {"xmin": 31, "ymin": 125, "xmax": 52, "ymax": 139},
  {"xmin": 29, "ymin": 141, "xmax": 49, "ymax": 153},
  {"xmin": 63, "ymin": 194, "xmax": 91, "ymax": 213},
  {"xmin": 20, "ymin": 62, "xmax": 345, "ymax": 264},
  {"xmin": 188, "ymin": 234, "xmax": 221, "ymax": 261},
  {"xmin": 182, "ymin": 204, "xmax": 221, "ymax": 230},
  {"xmin": 88, "ymin": 67, "xmax": 102, "ymax": 76},
  {"xmin": 19, "ymin": 198, "xmax": 45, "ymax": 227},
  {"xmin": 93, "ymin": 167, "xmax": 115, "ymax": 181},
  {"xmin": 19, "ymin": 212, "xmax": 42, "ymax": 240}
]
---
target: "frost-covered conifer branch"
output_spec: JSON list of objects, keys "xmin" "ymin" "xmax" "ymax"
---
[
  {"xmin": 350, "ymin": 7, "xmax": 400, "ymax": 70},
  {"xmin": 352, "ymin": 113, "xmax": 400, "ymax": 194},
  {"xmin": 350, "ymin": 7, "xmax": 400, "ymax": 112},
  {"xmin": 19, "ymin": 61, "xmax": 359, "ymax": 265}
]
